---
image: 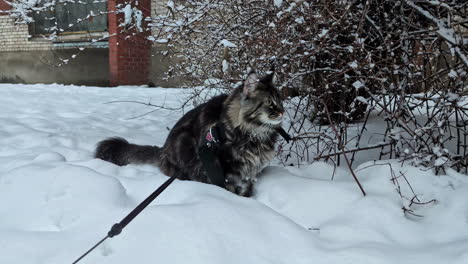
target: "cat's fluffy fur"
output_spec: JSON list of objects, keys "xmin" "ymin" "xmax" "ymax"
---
[{"xmin": 95, "ymin": 71, "xmax": 284, "ymax": 197}]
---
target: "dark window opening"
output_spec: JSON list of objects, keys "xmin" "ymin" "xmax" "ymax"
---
[{"xmin": 30, "ymin": 0, "xmax": 107, "ymax": 36}]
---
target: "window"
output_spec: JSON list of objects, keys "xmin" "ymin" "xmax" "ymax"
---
[{"xmin": 30, "ymin": 0, "xmax": 107, "ymax": 37}]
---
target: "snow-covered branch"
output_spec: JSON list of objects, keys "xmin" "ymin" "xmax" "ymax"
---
[{"xmin": 403, "ymin": 0, "xmax": 468, "ymax": 67}]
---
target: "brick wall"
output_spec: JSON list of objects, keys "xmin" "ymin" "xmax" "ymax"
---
[
  {"xmin": 0, "ymin": 0, "xmax": 165, "ymax": 53},
  {"xmin": 0, "ymin": 16, "xmax": 51, "ymax": 52},
  {"xmin": 0, "ymin": 0, "xmax": 168, "ymax": 86},
  {"xmin": 108, "ymin": 0, "xmax": 152, "ymax": 86},
  {"xmin": 0, "ymin": 1, "xmax": 10, "ymax": 15},
  {"xmin": 0, "ymin": 0, "xmax": 51, "ymax": 51}
]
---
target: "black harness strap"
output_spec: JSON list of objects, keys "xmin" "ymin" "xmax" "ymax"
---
[
  {"xmin": 198, "ymin": 125, "xmax": 225, "ymax": 187},
  {"xmin": 277, "ymin": 127, "xmax": 292, "ymax": 143},
  {"xmin": 198, "ymin": 124, "xmax": 292, "ymax": 188}
]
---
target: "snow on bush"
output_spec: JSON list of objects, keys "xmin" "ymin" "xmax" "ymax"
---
[{"xmin": 148, "ymin": 0, "xmax": 468, "ymax": 172}]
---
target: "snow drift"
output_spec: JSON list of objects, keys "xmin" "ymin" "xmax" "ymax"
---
[{"xmin": 0, "ymin": 84, "xmax": 467, "ymax": 264}]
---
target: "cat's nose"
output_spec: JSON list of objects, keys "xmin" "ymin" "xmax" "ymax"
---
[{"xmin": 270, "ymin": 111, "xmax": 284, "ymax": 120}]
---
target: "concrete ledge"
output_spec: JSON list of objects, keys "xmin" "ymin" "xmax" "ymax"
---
[
  {"xmin": 0, "ymin": 49, "xmax": 109, "ymax": 86},
  {"xmin": 0, "ymin": 47, "xmax": 185, "ymax": 87}
]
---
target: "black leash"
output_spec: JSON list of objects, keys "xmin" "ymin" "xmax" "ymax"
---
[
  {"xmin": 74, "ymin": 126, "xmax": 292, "ymax": 263},
  {"xmin": 72, "ymin": 174, "xmax": 178, "ymax": 264}
]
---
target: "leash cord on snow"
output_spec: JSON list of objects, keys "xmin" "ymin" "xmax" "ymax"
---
[
  {"xmin": 72, "ymin": 126, "xmax": 292, "ymax": 263},
  {"xmin": 72, "ymin": 174, "xmax": 178, "ymax": 264},
  {"xmin": 72, "ymin": 235, "xmax": 108, "ymax": 264}
]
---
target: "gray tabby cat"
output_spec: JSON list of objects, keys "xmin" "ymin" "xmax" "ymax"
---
[{"xmin": 95, "ymin": 71, "xmax": 284, "ymax": 197}]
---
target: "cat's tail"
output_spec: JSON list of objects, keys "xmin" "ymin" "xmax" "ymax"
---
[{"xmin": 94, "ymin": 137, "xmax": 161, "ymax": 166}]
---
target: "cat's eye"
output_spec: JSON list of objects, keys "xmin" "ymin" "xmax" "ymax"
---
[{"xmin": 266, "ymin": 99, "xmax": 273, "ymax": 106}]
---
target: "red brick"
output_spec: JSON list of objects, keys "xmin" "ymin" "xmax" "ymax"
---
[
  {"xmin": 108, "ymin": 0, "xmax": 151, "ymax": 86},
  {"xmin": 0, "ymin": 1, "xmax": 11, "ymax": 15}
]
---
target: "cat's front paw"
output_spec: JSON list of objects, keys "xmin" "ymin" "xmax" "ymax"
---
[{"xmin": 225, "ymin": 178, "xmax": 253, "ymax": 197}]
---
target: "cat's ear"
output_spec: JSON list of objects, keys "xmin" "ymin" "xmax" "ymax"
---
[
  {"xmin": 260, "ymin": 65, "xmax": 276, "ymax": 85},
  {"xmin": 243, "ymin": 71, "xmax": 259, "ymax": 97}
]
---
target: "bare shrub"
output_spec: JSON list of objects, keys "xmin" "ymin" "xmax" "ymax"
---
[{"xmin": 151, "ymin": 0, "xmax": 468, "ymax": 172}]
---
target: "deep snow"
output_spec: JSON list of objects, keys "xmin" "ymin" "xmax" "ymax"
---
[{"xmin": 0, "ymin": 83, "xmax": 467, "ymax": 264}]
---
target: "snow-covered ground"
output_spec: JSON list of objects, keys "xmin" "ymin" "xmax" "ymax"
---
[{"xmin": 0, "ymin": 83, "xmax": 467, "ymax": 264}]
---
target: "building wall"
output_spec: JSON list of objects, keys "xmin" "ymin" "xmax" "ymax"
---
[
  {"xmin": 0, "ymin": 13, "xmax": 108, "ymax": 86},
  {"xmin": 0, "ymin": 0, "xmax": 168, "ymax": 52},
  {"xmin": 0, "ymin": 16, "xmax": 51, "ymax": 52},
  {"xmin": 0, "ymin": 0, "xmax": 11, "ymax": 15},
  {"xmin": 0, "ymin": 0, "xmax": 181, "ymax": 87},
  {"xmin": 149, "ymin": 1, "xmax": 187, "ymax": 87},
  {"xmin": 0, "ymin": 48, "xmax": 109, "ymax": 86}
]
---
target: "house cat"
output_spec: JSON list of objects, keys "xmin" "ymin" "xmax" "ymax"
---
[{"xmin": 95, "ymin": 71, "xmax": 284, "ymax": 197}]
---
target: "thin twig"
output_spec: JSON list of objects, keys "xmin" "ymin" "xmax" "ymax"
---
[
  {"xmin": 315, "ymin": 142, "xmax": 393, "ymax": 160},
  {"xmin": 321, "ymin": 100, "xmax": 366, "ymax": 196}
]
